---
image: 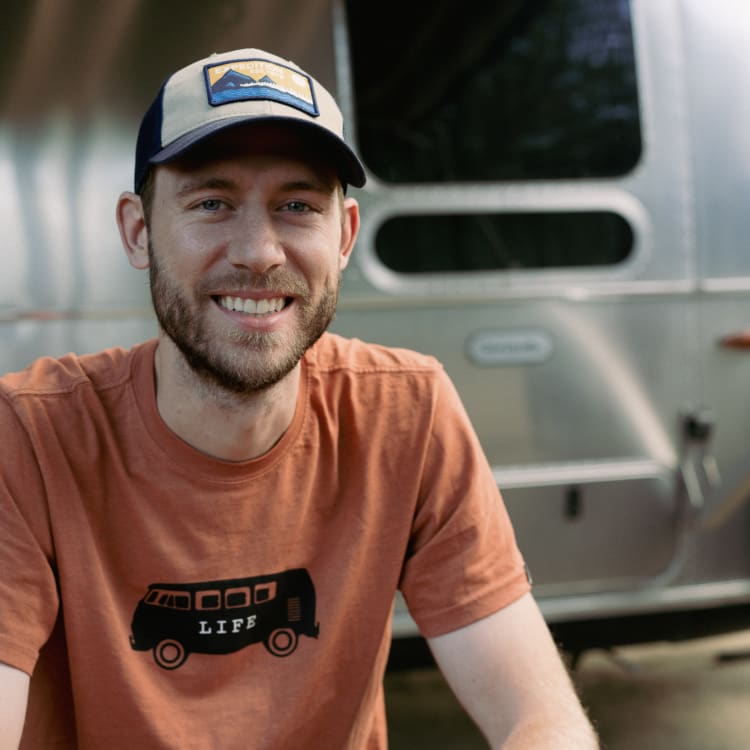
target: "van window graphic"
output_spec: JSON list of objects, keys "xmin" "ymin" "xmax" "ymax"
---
[{"xmin": 129, "ymin": 568, "xmax": 318, "ymax": 670}]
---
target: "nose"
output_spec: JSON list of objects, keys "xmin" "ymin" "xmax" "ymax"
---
[{"xmin": 226, "ymin": 209, "xmax": 286, "ymax": 273}]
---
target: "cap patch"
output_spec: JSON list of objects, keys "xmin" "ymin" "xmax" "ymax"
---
[{"xmin": 203, "ymin": 58, "xmax": 319, "ymax": 117}]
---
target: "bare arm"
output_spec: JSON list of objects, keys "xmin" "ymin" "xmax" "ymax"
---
[
  {"xmin": 0, "ymin": 663, "xmax": 29, "ymax": 750},
  {"xmin": 427, "ymin": 592, "xmax": 598, "ymax": 749}
]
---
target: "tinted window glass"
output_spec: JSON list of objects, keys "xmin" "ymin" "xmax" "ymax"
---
[
  {"xmin": 376, "ymin": 212, "xmax": 633, "ymax": 272},
  {"xmin": 197, "ymin": 592, "xmax": 221, "ymax": 610},
  {"xmin": 226, "ymin": 589, "xmax": 250, "ymax": 608},
  {"xmin": 346, "ymin": 0, "xmax": 640, "ymax": 182},
  {"xmin": 255, "ymin": 582, "xmax": 277, "ymax": 603}
]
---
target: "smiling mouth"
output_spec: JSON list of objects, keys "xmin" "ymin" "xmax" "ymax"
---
[{"xmin": 217, "ymin": 295, "xmax": 289, "ymax": 315}]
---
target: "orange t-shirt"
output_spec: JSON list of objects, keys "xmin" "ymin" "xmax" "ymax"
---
[{"xmin": 0, "ymin": 333, "xmax": 530, "ymax": 749}]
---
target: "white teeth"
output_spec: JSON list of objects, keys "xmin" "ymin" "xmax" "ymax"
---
[{"xmin": 219, "ymin": 296, "xmax": 285, "ymax": 315}]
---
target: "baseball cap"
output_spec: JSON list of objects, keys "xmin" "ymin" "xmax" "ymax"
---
[{"xmin": 134, "ymin": 48, "xmax": 366, "ymax": 192}]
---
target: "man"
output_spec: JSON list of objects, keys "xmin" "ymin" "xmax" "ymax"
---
[{"xmin": 0, "ymin": 48, "xmax": 597, "ymax": 748}]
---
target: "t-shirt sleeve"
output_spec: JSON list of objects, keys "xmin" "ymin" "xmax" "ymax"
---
[
  {"xmin": 0, "ymin": 395, "xmax": 59, "ymax": 675},
  {"xmin": 399, "ymin": 368, "xmax": 531, "ymax": 638}
]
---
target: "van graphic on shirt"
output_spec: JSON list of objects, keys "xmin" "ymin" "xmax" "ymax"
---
[{"xmin": 129, "ymin": 568, "xmax": 319, "ymax": 669}]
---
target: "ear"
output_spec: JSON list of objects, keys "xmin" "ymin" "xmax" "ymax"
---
[
  {"xmin": 338, "ymin": 197, "xmax": 360, "ymax": 272},
  {"xmin": 116, "ymin": 192, "xmax": 150, "ymax": 269}
]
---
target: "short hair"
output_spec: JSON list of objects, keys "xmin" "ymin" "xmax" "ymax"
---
[{"xmin": 138, "ymin": 169, "xmax": 156, "ymax": 228}]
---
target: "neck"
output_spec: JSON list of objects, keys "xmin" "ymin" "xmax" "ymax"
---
[{"xmin": 153, "ymin": 337, "xmax": 301, "ymax": 461}]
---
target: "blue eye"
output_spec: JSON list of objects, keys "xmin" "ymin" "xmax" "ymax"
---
[
  {"xmin": 284, "ymin": 201, "xmax": 311, "ymax": 213},
  {"xmin": 200, "ymin": 199, "xmax": 223, "ymax": 211}
]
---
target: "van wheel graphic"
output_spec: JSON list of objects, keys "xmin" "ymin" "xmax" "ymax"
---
[
  {"xmin": 264, "ymin": 628, "xmax": 298, "ymax": 657},
  {"xmin": 153, "ymin": 639, "xmax": 188, "ymax": 670}
]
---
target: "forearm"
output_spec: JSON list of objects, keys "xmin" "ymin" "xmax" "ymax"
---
[
  {"xmin": 429, "ymin": 595, "xmax": 599, "ymax": 750},
  {"xmin": 493, "ymin": 712, "xmax": 598, "ymax": 749},
  {"xmin": 0, "ymin": 662, "xmax": 29, "ymax": 750}
]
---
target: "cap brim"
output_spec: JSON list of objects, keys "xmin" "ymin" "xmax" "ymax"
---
[{"xmin": 148, "ymin": 115, "xmax": 366, "ymax": 188}]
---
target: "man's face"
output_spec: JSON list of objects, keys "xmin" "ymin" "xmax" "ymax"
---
[{"xmin": 143, "ymin": 124, "xmax": 358, "ymax": 394}]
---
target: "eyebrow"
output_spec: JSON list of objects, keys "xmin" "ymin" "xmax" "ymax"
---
[
  {"xmin": 173, "ymin": 176, "xmax": 336, "ymax": 200},
  {"xmin": 174, "ymin": 177, "xmax": 237, "ymax": 200}
]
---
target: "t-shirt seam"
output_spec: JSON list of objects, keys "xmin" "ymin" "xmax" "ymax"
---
[
  {"xmin": 410, "ymin": 378, "xmax": 464, "ymax": 531},
  {"xmin": 309, "ymin": 364, "xmax": 440, "ymax": 376},
  {"xmin": 0, "ymin": 368, "xmax": 133, "ymax": 403},
  {"xmin": 148, "ymin": 389, "xmax": 311, "ymax": 485}
]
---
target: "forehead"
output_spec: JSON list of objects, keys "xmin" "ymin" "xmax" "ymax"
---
[{"xmin": 157, "ymin": 122, "xmax": 339, "ymax": 188}]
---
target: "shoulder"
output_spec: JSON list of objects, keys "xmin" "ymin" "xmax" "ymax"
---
[
  {"xmin": 307, "ymin": 332, "xmax": 443, "ymax": 377},
  {"xmin": 0, "ymin": 341, "xmax": 153, "ymax": 406},
  {"xmin": 303, "ymin": 335, "xmax": 456, "ymax": 430}
]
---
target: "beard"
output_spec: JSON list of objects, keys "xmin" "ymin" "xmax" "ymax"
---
[{"xmin": 148, "ymin": 241, "xmax": 340, "ymax": 395}]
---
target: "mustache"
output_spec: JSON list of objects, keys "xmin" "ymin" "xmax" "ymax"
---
[{"xmin": 197, "ymin": 270, "xmax": 310, "ymax": 297}]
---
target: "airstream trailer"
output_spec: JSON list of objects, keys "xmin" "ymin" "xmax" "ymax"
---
[{"xmin": 4, "ymin": 0, "xmax": 750, "ymax": 651}]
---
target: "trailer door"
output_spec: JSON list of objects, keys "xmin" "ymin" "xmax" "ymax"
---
[{"xmin": 335, "ymin": 0, "xmax": 698, "ymax": 609}]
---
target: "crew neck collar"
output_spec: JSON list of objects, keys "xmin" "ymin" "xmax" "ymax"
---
[{"xmin": 130, "ymin": 339, "xmax": 309, "ymax": 482}]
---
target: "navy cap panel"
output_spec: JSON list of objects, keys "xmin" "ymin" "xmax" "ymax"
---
[{"xmin": 134, "ymin": 81, "xmax": 168, "ymax": 192}]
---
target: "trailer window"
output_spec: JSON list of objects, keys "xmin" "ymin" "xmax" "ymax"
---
[
  {"xmin": 376, "ymin": 211, "xmax": 633, "ymax": 272},
  {"xmin": 346, "ymin": 0, "xmax": 640, "ymax": 182}
]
